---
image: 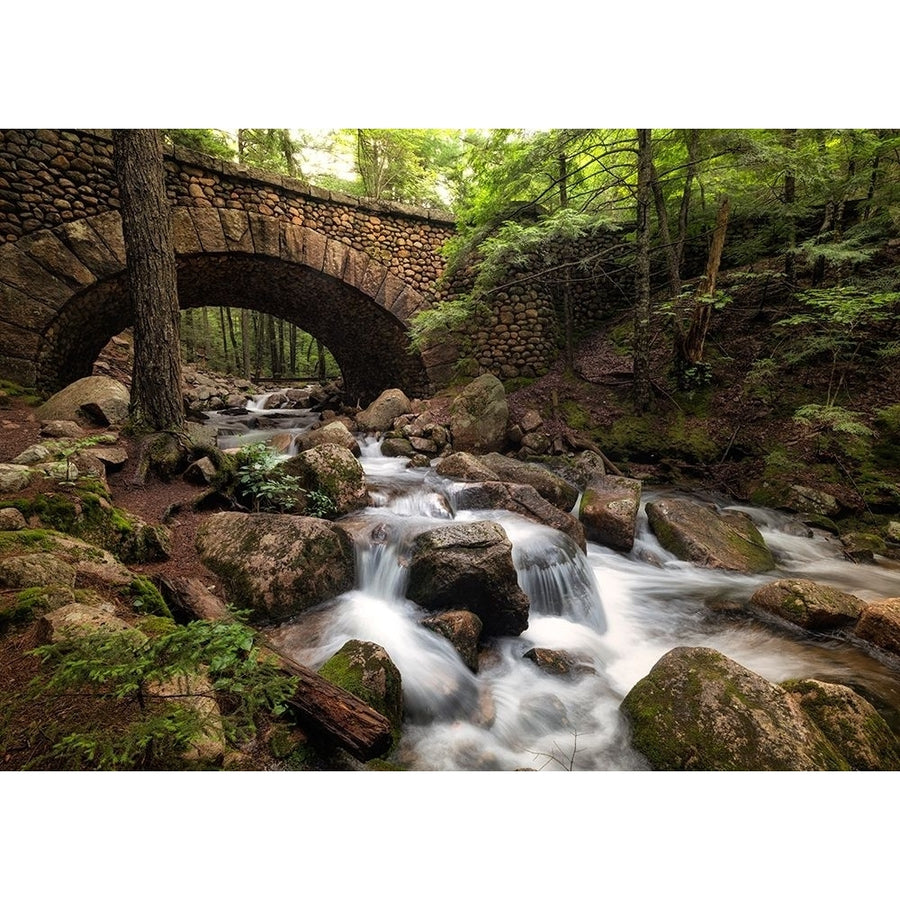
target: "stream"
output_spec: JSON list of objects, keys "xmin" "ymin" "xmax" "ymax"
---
[{"xmin": 206, "ymin": 397, "xmax": 900, "ymax": 770}]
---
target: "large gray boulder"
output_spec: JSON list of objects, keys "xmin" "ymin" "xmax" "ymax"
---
[
  {"xmin": 434, "ymin": 452, "xmax": 499, "ymax": 483},
  {"xmin": 0, "ymin": 464, "xmax": 34, "ymax": 493},
  {"xmin": 356, "ymin": 389, "xmax": 412, "ymax": 433},
  {"xmin": 749, "ymin": 579, "xmax": 865, "ymax": 631},
  {"xmin": 448, "ymin": 374, "xmax": 509, "ymax": 454},
  {"xmin": 196, "ymin": 512, "xmax": 355, "ymax": 622},
  {"xmin": 406, "ymin": 521, "xmax": 529, "ymax": 636},
  {"xmin": 478, "ymin": 452, "xmax": 579, "ymax": 511},
  {"xmin": 620, "ymin": 646, "xmax": 872, "ymax": 770},
  {"xmin": 279, "ymin": 444, "xmax": 368, "ymax": 517},
  {"xmin": 36, "ymin": 375, "xmax": 131, "ymax": 426},
  {"xmin": 579, "ymin": 475, "xmax": 642, "ymax": 552},
  {"xmin": 645, "ymin": 497, "xmax": 774, "ymax": 573},
  {"xmin": 451, "ymin": 481, "xmax": 586, "ymax": 552}
]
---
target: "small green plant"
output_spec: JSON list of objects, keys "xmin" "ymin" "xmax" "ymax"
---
[
  {"xmin": 793, "ymin": 403, "xmax": 875, "ymax": 464},
  {"xmin": 47, "ymin": 435, "xmax": 105, "ymax": 485},
  {"xmin": 234, "ymin": 443, "xmax": 302, "ymax": 513},
  {"xmin": 28, "ymin": 618, "xmax": 298, "ymax": 769}
]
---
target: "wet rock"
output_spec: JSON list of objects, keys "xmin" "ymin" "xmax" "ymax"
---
[
  {"xmin": 620, "ymin": 646, "xmax": 848, "ymax": 770},
  {"xmin": 295, "ymin": 420, "xmax": 360, "ymax": 457},
  {"xmin": 448, "ymin": 374, "xmax": 508, "ymax": 454},
  {"xmin": 406, "ymin": 521, "xmax": 529, "ymax": 637},
  {"xmin": 452, "ymin": 481, "xmax": 586, "ymax": 552},
  {"xmin": 841, "ymin": 532, "xmax": 886, "ymax": 564},
  {"xmin": 854, "ymin": 598, "xmax": 900, "ymax": 657},
  {"xmin": 788, "ymin": 484, "xmax": 842, "ymax": 517},
  {"xmin": 421, "ymin": 610, "xmax": 483, "ymax": 672},
  {"xmin": 434, "ymin": 452, "xmax": 498, "ymax": 483},
  {"xmin": 356, "ymin": 388, "xmax": 412, "ymax": 432},
  {"xmin": 380, "ymin": 437, "xmax": 415, "ymax": 458},
  {"xmin": 479, "ymin": 452, "xmax": 579, "ymax": 511},
  {"xmin": 196, "ymin": 512, "xmax": 355, "ymax": 622},
  {"xmin": 318, "ymin": 639, "xmax": 403, "ymax": 747},
  {"xmin": 749, "ymin": 578, "xmax": 865, "ymax": 631},
  {"xmin": 523, "ymin": 647, "xmax": 595, "ymax": 678},
  {"xmin": 784, "ymin": 678, "xmax": 900, "ymax": 770},
  {"xmin": 579, "ymin": 475, "xmax": 642, "ymax": 552},
  {"xmin": 645, "ymin": 497, "xmax": 774, "ymax": 573}
]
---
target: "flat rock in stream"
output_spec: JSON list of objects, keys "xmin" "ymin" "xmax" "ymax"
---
[
  {"xmin": 749, "ymin": 578, "xmax": 865, "ymax": 631},
  {"xmin": 645, "ymin": 497, "xmax": 774, "ymax": 573}
]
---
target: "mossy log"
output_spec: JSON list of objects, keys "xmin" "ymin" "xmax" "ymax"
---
[{"xmin": 269, "ymin": 648, "xmax": 393, "ymax": 761}]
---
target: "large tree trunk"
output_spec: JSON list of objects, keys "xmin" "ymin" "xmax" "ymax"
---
[
  {"xmin": 632, "ymin": 129, "xmax": 654, "ymax": 412},
  {"xmin": 112, "ymin": 129, "xmax": 184, "ymax": 433},
  {"xmin": 675, "ymin": 129, "xmax": 700, "ymax": 274}
]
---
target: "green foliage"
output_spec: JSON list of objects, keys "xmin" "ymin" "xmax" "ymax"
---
[
  {"xmin": 28, "ymin": 618, "xmax": 298, "ymax": 769},
  {"xmin": 407, "ymin": 298, "xmax": 482, "ymax": 352},
  {"xmin": 128, "ymin": 576, "xmax": 172, "ymax": 618},
  {"xmin": 793, "ymin": 404, "xmax": 875, "ymax": 464},
  {"xmin": 164, "ymin": 129, "xmax": 235, "ymax": 160},
  {"xmin": 234, "ymin": 443, "xmax": 302, "ymax": 513}
]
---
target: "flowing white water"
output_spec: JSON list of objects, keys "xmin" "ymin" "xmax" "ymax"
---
[{"xmin": 233, "ymin": 418, "xmax": 900, "ymax": 770}]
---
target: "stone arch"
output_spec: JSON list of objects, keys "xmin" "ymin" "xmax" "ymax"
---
[{"xmin": 3, "ymin": 209, "xmax": 442, "ymax": 404}]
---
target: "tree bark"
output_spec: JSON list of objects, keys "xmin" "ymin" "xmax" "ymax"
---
[
  {"xmin": 632, "ymin": 129, "xmax": 654, "ymax": 412},
  {"xmin": 112, "ymin": 129, "xmax": 184, "ymax": 433},
  {"xmin": 675, "ymin": 129, "xmax": 700, "ymax": 274}
]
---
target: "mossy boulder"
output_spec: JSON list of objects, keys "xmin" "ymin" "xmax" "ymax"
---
[
  {"xmin": 0, "ymin": 584, "xmax": 77, "ymax": 633},
  {"xmin": 784, "ymin": 678, "xmax": 900, "ymax": 770},
  {"xmin": 278, "ymin": 444, "xmax": 367, "ymax": 517},
  {"xmin": 645, "ymin": 497, "xmax": 774, "ymax": 573},
  {"xmin": 0, "ymin": 552, "xmax": 76, "ymax": 590},
  {"xmin": 449, "ymin": 374, "xmax": 509, "ymax": 454},
  {"xmin": 318, "ymin": 639, "xmax": 403, "ymax": 749},
  {"xmin": 0, "ymin": 464, "xmax": 34, "ymax": 493},
  {"xmin": 406, "ymin": 521, "xmax": 529, "ymax": 637},
  {"xmin": 749, "ymin": 578, "xmax": 865, "ymax": 631},
  {"xmin": 434, "ymin": 452, "xmax": 499, "ymax": 483},
  {"xmin": 35, "ymin": 601, "xmax": 137, "ymax": 645},
  {"xmin": 620, "ymin": 646, "xmax": 847, "ymax": 770},
  {"xmin": 196, "ymin": 512, "xmax": 355, "ymax": 622},
  {"xmin": 579, "ymin": 475, "xmax": 642, "ymax": 553}
]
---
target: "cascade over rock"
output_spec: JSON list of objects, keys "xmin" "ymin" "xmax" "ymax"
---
[{"xmin": 406, "ymin": 521, "xmax": 529, "ymax": 636}]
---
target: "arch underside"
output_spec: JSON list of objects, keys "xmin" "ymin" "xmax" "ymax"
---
[{"xmin": 36, "ymin": 254, "xmax": 433, "ymax": 405}]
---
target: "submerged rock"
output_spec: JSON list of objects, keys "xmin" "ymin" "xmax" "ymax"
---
[
  {"xmin": 406, "ymin": 521, "xmax": 529, "ymax": 637},
  {"xmin": 196, "ymin": 512, "xmax": 354, "ymax": 622},
  {"xmin": 421, "ymin": 610, "xmax": 483, "ymax": 672},
  {"xmin": 579, "ymin": 475, "xmax": 642, "ymax": 553},
  {"xmin": 645, "ymin": 497, "xmax": 774, "ymax": 573}
]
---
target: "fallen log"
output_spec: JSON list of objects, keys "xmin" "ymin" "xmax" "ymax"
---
[
  {"xmin": 155, "ymin": 574, "xmax": 230, "ymax": 623},
  {"xmin": 269, "ymin": 648, "xmax": 394, "ymax": 762}
]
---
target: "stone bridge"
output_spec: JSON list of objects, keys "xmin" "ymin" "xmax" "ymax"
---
[{"xmin": 0, "ymin": 129, "xmax": 460, "ymax": 404}]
